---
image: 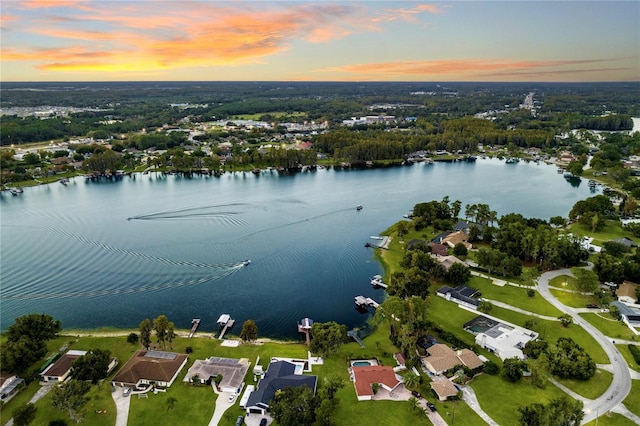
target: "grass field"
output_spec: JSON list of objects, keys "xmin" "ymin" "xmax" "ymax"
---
[
  {"xmin": 549, "ymin": 274, "xmax": 600, "ymax": 307},
  {"xmin": 580, "ymin": 313, "xmax": 639, "ymax": 341},
  {"xmin": 556, "ymin": 369, "xmax": 613, "ymax": 399},
  {"xmin": 469, "ymin": 276, "xmax": 563, "ymax": 317},
  {"xmin": 622, "ymin": 378, "xmax": 640, "ymax": 418},
  {"xmin": 585, "ymin": 412, "xmax": 640, "ymax": 426},
  {"xmin": 469, "ymin": 373, "xmax": 568, "ymax": 426},
  {"xmin": 568, "ymin": 220, "xmax": 634, "ymax": 247},
  {"xmin": 616, "ymin": 344, "xmax": 640, "ymax": 373}
]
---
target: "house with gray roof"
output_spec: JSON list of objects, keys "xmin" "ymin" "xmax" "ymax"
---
[
  {"xmin": 183, "ymin": 356, "xmax": 250, "ymax": 394},
  {"xmin": 245, "ymin": 360, "xmax": 317, "ymax": 415}
]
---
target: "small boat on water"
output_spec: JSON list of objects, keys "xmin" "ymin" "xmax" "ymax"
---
[
  {"xmin": 242, "ymin": 259, "xmax": 251, "ymax": 266},
  {"xmin": 60, "ymin": 178, "xmax": 69, "ymax": 185},
  {"xmin": 9, "ymin": 187, "xmax": 23, "ymax": 195},
  {"xmin": 356, "ymin": 205, "xmax": 363, "ymax": 211}
]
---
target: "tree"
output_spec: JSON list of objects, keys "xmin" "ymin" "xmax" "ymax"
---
[
  {"xmin": 13, "ymin": 403, "xmax": 37, "ymax": 426},
  {"xmin": 452, "ymin": 242, "xmax": 468, "ymax": 256},
  {"xmin": 72, "ymin": 349, "xmax": 111, "ymax": 384},
  {"xmin": 51, "ymin": 380, "xmax": 91, "ymax": 423},
  {"xmin": 546, "ymin": 337, "xmax": 595, "ymax": 380},
  {"xmin": 403, "ymin": 370, "xmax": 420, "ymax": 389},
  {"xmin": 270, "ymin": 386, "xmax": 318, "ymax": 426},
  {"xmin": 550, "ymin": 216, "xmax": 567, "ymax": 228},
  {"xmin": 478, "ymin": 301, "xmax": 494, "ymax": 314},
  {"xmin": 396, "ymin": 221, "xmax": 410, "ymax": 239},
  {"xmin": 166, "ymin": 321, "xmax": 176, "ymax": 349},
  {"xmin": 126, "ymin": 333, "xmax": 139, "ymax": 344},
  {"xmin": 310, "ymin": 322, "xmax": 347, "ymax": 357},
  {"xmin": 153, "ymin": 315, "xmax": 169, "ymax": 349},
  {"xmin": 483, "ymin": 360, "xmax": 499, "ymax": 375},
  {"xmin": 240, "ymin": 319, "xmax": 259, "ymax": 342},
  {"xmin": 2, "ymin": 314, "xmax": 61, "ymax": 374},
  {"xmin": 322, "ymin": 375, "xmax": 344, "ymax": 401},
  {"xmin": 446, "ymin": 262, "xmax": 471, "ymax": 286},
  {"xmin": 558, "ymin": 314, "xmax": 573, "ymax": 328},
  {"xmin": 6, "ymin": 314, "xmax": 61, "ymax": 343},
  {"xmin": 139, "ymin": 319, "xmax": 152, "ymax": 350},
  {"xmin": 502, "ymin": 357, "xmax": 527, "ymax": 382},
  {"xmin": 572, "ymin": 268, "xmax": 600, "ymax": 293}
]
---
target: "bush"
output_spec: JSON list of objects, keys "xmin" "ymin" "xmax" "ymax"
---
[
  {"xmin": 483, "ymin": 360, "xmax": 499, "ymax": 375},
  {"xmin": 629, "ymin": 344, "xmax": 640, "ymax": 365},
  {"xmin": 126, "ymin": 333, "xmax": 139, "ymax": 344}
]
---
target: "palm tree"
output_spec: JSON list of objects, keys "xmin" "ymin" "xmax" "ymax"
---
[
  {"xmin": 403, "ymin": 370, "xmax": 420, "ymax": 389},
  {"xmin": 408, "ymin": 396, "xmax": 420, "ymax": 412}
]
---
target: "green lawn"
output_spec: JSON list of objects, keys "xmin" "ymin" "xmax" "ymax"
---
[
  {"xmin": 469, "ymin": 373, "xmax": 569, "ymax": 426},
  {"xmin": 623, "ymin": 378, "xmax": 640, "ymax": 418},
  {"xmin": 616, "ymin": 344, "xmax": 640, "ymax": 373},
  {"xmin": 468, "ymin": 276, "xmax": 563, "ymax": 317},
  {"xmin": 585, "ymin": 412, "xmax": 640, "ymax": 426},
  {"xmin": 557, "ymin": 369, "xmax": 613, "ymax": 399},
  {"xmin": 580, "ymin": 313, "xmax": 639, "ymax": 341},
  {"xmin": 549, "ymin": 287, "xmax": 599, "ymax": 308},
  {"xmin": 568, "ymin": 220, "xmax": 633, "ymax": 247}
]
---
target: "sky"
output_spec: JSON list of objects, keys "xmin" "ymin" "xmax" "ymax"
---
[{"xmin": 1, "ymin": 0, "xmax": 639, "ymax": 82}]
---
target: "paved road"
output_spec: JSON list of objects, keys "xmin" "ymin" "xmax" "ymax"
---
[{"xmin": 537, "ymin": 269, "xmax": 633, "ymax": 425}]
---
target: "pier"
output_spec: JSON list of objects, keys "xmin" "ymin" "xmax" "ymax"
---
[
  {"xmin": 297, "ymin": 317, "xmax": 313, "ymax": 346},
  {"xmin": 188, "ymin": 318, "xmax": 201, "ymax": 338},
  {"xmin": 370, "ymin": 275, "xmax": 388, "ymax": 289},
  {"xmin": 354, "ymin": 295, "xmax": 379, "ymax": 309},
  {"xmin": 216, "ymin": 314, "xmax": 235, "ymax": 340}
]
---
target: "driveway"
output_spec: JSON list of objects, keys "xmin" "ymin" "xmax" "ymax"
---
[
  {"xmin": 111, "ymin": 386, "xmax": 131, "ymax": 426},
  {"xmin": 537, "ymin": 269, "xmax": 632, "ymax": 424},
  {"xmin": 208, "ymin": 388, "xmax": 236, "ymax": 426}
]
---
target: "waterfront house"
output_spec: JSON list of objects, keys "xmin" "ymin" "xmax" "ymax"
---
[
  {"xmin": 245, "ymin": 360, "xmax": 317, "ymax": 415},
  {"xmin": 40, "ymin": 349, "xmax": 118, "ymax": 383},
  {"xmin": 441, "ymin": 231, "xmax": 472, "ymax": 250},
  {"xmin": 474, "ymin": 324, "xmax": 537, "ymax": 360},
  {"xmin": 183, "ymin": 356, "xmax": 250, "ymax": 394},
  {"xmin": 352, "ymin": 365, "xmax": 401, "ymax": 401},
  {"xmin": 111, "ymin": 350, "xmax": 188, "ymax": 389}
]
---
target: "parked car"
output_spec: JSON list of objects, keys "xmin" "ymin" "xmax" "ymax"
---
[
  {"xmin": 259, "ymin": 418, "xmax": 268, "ymax": 426},
  {"xmin": 228, "ymin": 394, "xmax": 235, "ymax": 403},
  {"xmin": 586, "ymin": 304, "xmax": 598, "ymax": 308},
  {"xmin": 426, "ymin": 402, "xmax": 437, "ymax": 412},
  {"xmin": 411, "ymin": 390, "xmax": 422, "ymax": 399},
  {"xmin": 235, "ymin": 415, "xmax": 244, "ymax": 426},
  {"xmin": 123, "ymin": 387, "xmax": 131, "ymax": 397}
]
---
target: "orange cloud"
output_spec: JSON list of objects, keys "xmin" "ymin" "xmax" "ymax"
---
[
  {"xmin": 319, "ymin": 58, "xmax": 627, "ymax": 76},
  {"xmin": 21, "ymin": 0, "xmax": 93, "ymax": 11},
  {"xmin": 373, "ymin": 3, "xmax": 444, "ymax": 23},
  {"xmin": 4, "ymin": 2, "xmax": 366, "ymax": 73}
]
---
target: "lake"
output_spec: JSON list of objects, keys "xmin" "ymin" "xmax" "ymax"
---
[{"xmin": 0, "ymin": 159, "xmax": 599, "ymax": 338}]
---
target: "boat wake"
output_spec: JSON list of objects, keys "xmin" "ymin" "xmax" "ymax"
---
[
  {"xmin": 1, "ymin": 268, "xmax": 240, "ymax": 301},
  {"xmin": 127, "ymin": 203, "xmax": 248, "ymax": 226}
]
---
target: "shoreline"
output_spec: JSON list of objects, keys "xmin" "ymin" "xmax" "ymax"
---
[{"xmin": 60, "ymin": 328, "xmax": 304, "ymax": 345}]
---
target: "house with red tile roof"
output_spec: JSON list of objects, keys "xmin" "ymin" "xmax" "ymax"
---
[{"xmin": 352, "ymin": 365, "xmax": 401, "ymax": 401}]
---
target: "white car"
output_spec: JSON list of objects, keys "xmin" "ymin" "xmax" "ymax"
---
[{"xmin": 228, "ymin": 395, "xmax": 235, "ymax": 403}]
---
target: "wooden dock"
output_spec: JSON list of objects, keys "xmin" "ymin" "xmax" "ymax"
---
[
  {"xmin": 188, "ymin": 319, "xmax": 201, "ymax": 338},
  {"xmin": 217, "ymin": 314, "xmax": 235, "ymax": 340},
  {"xmin": 370, "ymin": 275, "xmax": 388, "ymax": 289},
  {"xmin": 355, "ymin": 295, "xmax": 379, "ymax": 309},
  {"xmin": 297, "ymin": 317, "xmax": 313, "ymax": 346}
]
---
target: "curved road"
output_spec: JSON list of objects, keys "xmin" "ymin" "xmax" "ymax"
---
[{"xmin": 537, "ymin": 269, "xmax": 632, "ymax": 424}]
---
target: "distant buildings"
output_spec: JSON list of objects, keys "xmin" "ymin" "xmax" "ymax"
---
[{"xmin": 464, "ymin": 316, "xmax": 537, "ymax": 360}]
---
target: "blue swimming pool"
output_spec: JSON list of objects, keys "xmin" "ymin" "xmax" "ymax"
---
[{"xmin": 352, "ymin": 361, "xmax": 373, "ymax": 367}]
